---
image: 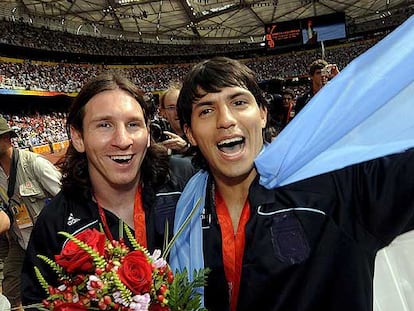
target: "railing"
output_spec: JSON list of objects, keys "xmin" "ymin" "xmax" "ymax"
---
[{"xmin": 30, "ymin": 140, "xmax": 69, "ymax": 154}]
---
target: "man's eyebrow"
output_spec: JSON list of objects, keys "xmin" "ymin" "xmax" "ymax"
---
[
  {"xmin": 228, "ymin": 90, "xmax": 251, "ymax": 100},
  {"xmin": 89, "ymin": 114, "xmax": 111, "ymax": 122},
  {"xmin": 193, "ymin": 90, "xmax": 251, "ymax": 107},
  {"xmin": 193, "ymin": 100, "xmax": 212, "ymax": 109}
]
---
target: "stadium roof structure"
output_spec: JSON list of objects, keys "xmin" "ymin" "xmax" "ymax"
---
[{"xmin": 0, "ymin": 0, "xmax": 412, "ymax": 45}]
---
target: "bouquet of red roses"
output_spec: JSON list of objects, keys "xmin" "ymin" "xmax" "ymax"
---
[{"xmin": 30, "ymin": 226, "xmax": 207, "ymax": 311}]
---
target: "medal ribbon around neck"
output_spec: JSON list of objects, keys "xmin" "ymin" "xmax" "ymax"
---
[{"xmin": 96, "ymin": 185, "xmax": 146, "ymax": 247}]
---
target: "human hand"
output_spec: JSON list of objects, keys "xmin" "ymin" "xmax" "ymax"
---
[
  {"xmin": 0, "ymin": 210, "xmax": 11, "ymax": 234},
  {"xmin": 161, "ymin": 131, "xmax": 189, "ymax": 153},
  {"xmin": 322, "ymin": 63, "xmax": 340, "ymax": 84}
]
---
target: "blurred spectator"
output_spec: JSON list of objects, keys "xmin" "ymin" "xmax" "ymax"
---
[
  {"xmin": 295, "ymin": 59, "xmax": 339, "ymax": 114},
  {"xmin": 0, "ymin": 117, "xmax": 61, "ymax": 309},
  {"xmin": 281, "ymin": 88, "xmax": 296, "ymax": 125},
  {"xmin": 159, "ymin": 82, "xmax": 190, "ymax": 154}
]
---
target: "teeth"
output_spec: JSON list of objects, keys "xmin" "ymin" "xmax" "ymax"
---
[
  {"xmin": 110, "ymin": 155, "xmax": 132, "ymax": 161},
  {"xmin": 218, "ymin": 137, "xmax": 243, "ymax": 147}
]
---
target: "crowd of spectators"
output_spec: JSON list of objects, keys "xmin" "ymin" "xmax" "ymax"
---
[
  {"xmin": 0, "ymin": 61, "xmax": 98, "ymax": 93},
  {"xmin": 0, "ymin": 22, "xmax": 383, "ymax": 150},
  {"xmin": 245, "ymin": 38, "xmax": 377, "ymax": 81},
  {"xmin": 0, "ymin": 36, "xmax": 373, "ymax": 151},
  {"xmin": 0, "ymin": 38, "xmax": 378, "ymax": 94},
  {"xmin": 0, "ymin": 112, "xmax": 68, "ymax": 149},
  {"xmin": 0, "ymin": 19, "xmax": 260, "ymax": 59}
]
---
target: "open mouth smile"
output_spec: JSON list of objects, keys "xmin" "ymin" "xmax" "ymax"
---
[
  {"xmin": 217, "ymin": 137, "xmax": 245, "ymax": 154},
  {"xmin": 110, "ymin": 155, "xmax": 133, "ymax": 164}
]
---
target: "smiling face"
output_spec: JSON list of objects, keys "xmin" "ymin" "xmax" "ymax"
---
[
  {"xmin": 71, "ymin": 89, "xmax": 150, "ymax": 192},
  {"xmin": 184, "ymin": 86, "xmax": 267, "ymax": 185}
]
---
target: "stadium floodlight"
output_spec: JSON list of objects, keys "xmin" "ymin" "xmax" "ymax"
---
[{"xmin": 116, "ymin": 0, "xmax": 141, "ymax": 4}]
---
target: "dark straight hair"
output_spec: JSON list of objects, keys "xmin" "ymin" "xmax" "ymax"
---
[
  {"xmin": 61, "ymin": 72, "xmax": 169, "ymax": 201},
  {"xmin": 177, "ymin": 57, "xmax": 268, "ymax": 170}
]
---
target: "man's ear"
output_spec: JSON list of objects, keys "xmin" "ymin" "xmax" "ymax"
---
[
  {"xmin": 260, "ymin": 106, "xmax": 268, "ymax": 129},
  {"xmin": 184, "ymin": 124, "xmax": 197, "ymax": 146},
  {"xmin": 70, "ymin": 126, "xmax": 85, "ymax": 152},
  {"xmin": 260, "ymin": 106, "xmax": 267, "ymax": 128}
]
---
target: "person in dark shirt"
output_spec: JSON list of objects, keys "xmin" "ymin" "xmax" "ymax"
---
[
  {"xmin": 21, "ymin": 73, "xmax": 196, "ymax": 306},
  {"xmin": 169, "ymin": 56, "xmax": 414, "ymax": 311}
]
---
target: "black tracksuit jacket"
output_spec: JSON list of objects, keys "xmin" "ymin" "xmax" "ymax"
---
[
  {"xmin": 21, "ymin": 155, "xmax": 196, "ymax": 306},
  {"xmin": 202, "ymin": 148, "xmax": 414, "ymax": 311}
]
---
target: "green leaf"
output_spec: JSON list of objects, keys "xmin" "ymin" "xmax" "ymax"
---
[
  {"xmin": 33, "ymin": 266, "xmax": 50, "ymax": 295},
  {"xmin": 124, "ymin": 223, "xmax": 150, "ymax": 257},
  {"xmin": 36, "ymin": 254, "xmax": 65, "ymax": 278},
  {"xmin": 167, "ymin": 267, "xmax": 210, "ymax": 311},
  {"xmin": 163, "ymin": 219, "xmax": 170, "ymax": 252}
]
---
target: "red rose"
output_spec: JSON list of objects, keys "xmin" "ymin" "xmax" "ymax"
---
[
  {"xmin": 117, "ymin": 250, "xmax": 152, "ymax": 295},
  {"xmin": 55, "ymin": 228, "xmax": 106, "ymax": 273},
  {"xmin": 53, "ymin": 302, "xmax": 87, "ymax": 311}
]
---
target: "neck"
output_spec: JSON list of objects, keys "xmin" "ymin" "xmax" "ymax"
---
[
  {"xmin": 213, "ymin": 169, "xmax": 256, "ymax": 231},
  {"xmin": 93, "ymin": 182, "xmax": 139, "ymax": 227},
  {"xmin": 312, "ymin": 82, "xmax": 322, "ymax": 95}
]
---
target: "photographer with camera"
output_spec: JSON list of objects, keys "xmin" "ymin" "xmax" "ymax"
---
[
  {"xmin": 159, "ymin": 82, "xmax": 190, "ymax": 155},
  {"xmin": 0, "ymin": 116, "xmax": 61, "ymax": 309}
]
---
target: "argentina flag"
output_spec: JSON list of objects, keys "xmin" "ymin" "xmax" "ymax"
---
[{"xmin": 255, "ymin": 15, "xmax": 414, "ymax": 188}]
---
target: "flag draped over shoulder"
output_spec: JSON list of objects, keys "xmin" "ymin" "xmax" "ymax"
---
[
  {"xmin": 169, "ymin": 171, "xmax": 208, "ymax": 299},
  {"xmin": 170, "ymin": 15, "xmax": 414, "ymax": 305},
  {"xmin": 255, "ymin": 15, "xmax": 414, "ymax": 188}
]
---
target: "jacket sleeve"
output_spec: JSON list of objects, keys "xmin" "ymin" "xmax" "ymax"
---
[
  {"xmin": 332, "ymin": 148, "xmax": 414, "ymax": 248},
  {"xmin": 32, "ymin": 155, "xmax": 62, "ymax": 196}
]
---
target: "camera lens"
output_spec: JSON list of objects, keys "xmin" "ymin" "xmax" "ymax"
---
[{"xmin": 150, "ymin": 123, "xmax": 163, "ymax": 142}]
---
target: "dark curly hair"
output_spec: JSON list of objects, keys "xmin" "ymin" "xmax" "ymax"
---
[
  {"xmin": 60, "ymin": 72, "xmax": 169, "ymax": 201},
  {"xmin": 177, "ymin": 57, "xmax": 268, "ymax": 171}
]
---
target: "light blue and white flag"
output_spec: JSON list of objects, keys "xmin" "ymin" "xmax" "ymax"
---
[{"xmin": 256, "ymin": 15, "xmax": 414, "ymax": 188}]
